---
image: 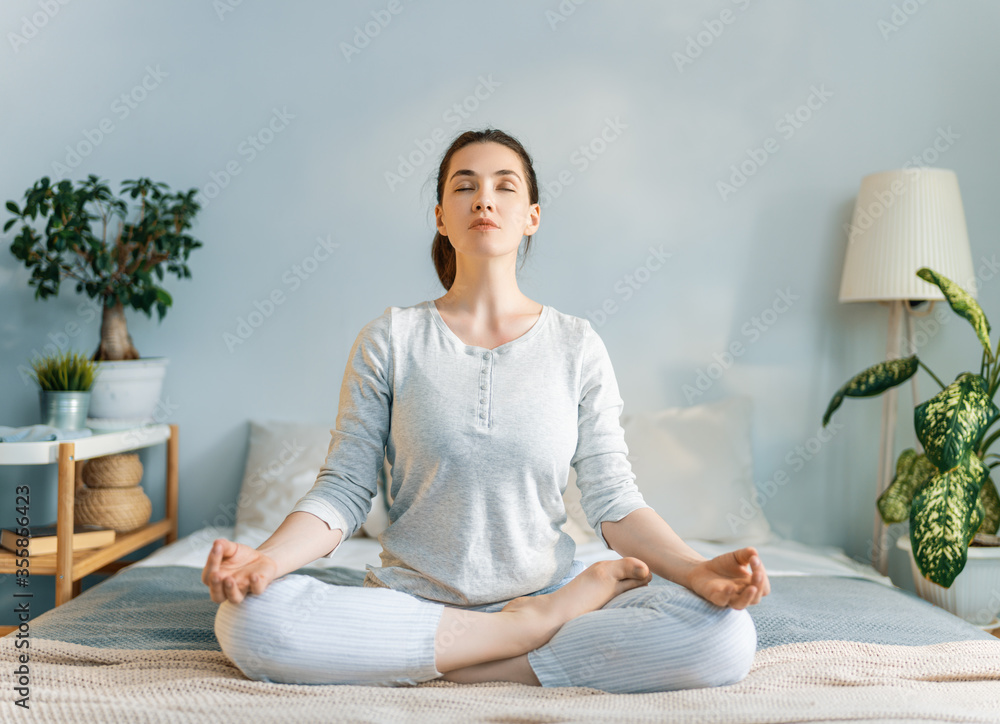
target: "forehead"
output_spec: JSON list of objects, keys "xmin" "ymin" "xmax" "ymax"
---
[{"xmin": 448, "ymin": 142, "xmax": 524, "ymax": 178}]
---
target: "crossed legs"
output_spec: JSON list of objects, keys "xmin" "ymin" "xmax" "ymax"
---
[{"xmin": 214, "ymin": 558, "xmax": 756, "ymax": 693}]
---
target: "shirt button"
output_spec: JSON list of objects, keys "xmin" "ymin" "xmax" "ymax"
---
[
  {"xmin": 480, "ymin": 398, "xmax": 487, "ymax": 404},
  {"xmin": 482, "ymin": 352, "xmax": 490, "ymax": 360},
  {"xmin": 480, "ymin": 383, "xmax": 487, "ymax": 390},
  {"xmin": 479, "ymin": 412, "xmax": 487, "ymax": 419}
]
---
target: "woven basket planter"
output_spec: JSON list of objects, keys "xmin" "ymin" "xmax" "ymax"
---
[
  {"xmin": 82, "ymin": 453, "xmax": 144, "ymax": 488},
  {"xmin": 75, "ymin": 485, "xmax": 151, "ymax": 532}
]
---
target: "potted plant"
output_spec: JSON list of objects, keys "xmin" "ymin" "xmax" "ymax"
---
[
  {"xmin": 823, "ymin": 267, "xmax": 1000, "ymax": 625},
  {"xmin": 29, "ymin": 350, "xmax": 100, "ymax": 430},
  {"xmin": 5, "ymin": 175, "xmax": 203, "ymax": 421}
]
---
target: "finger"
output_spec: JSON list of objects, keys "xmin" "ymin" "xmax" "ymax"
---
[
  {"xmin": 225, "ymin": 577, "xmax": 244, "ymax": 604},
  {"xmin": 249, "ymin": 572, "xmax": 267, "ymax": 596},
  {"xmin": 750, "ymin": 557, "xmax": 770, "ymax": 591},
  {"xmin": 733, "ymin": 584, "xmax": 756, "ymax": 610},
  {"xmin": 734, "ymin": 547, "xmax": 757, "ymax": 565},
  {"xmin": 202, "ymin": 539, "xmax": 223, "ymax": 586}
]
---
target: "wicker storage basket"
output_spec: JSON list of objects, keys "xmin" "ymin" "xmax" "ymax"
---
[
  {"xmin": 75, "ymin": 485, "xmax": 152, "ymax": 532},
  {"xmin": 82, "ymin": 453, "xmax": 144, "ymax": 488}
]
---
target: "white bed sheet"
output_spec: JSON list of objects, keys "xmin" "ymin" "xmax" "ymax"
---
[{"xmin": 127, "ymin": 525, "xmax": 894, "ymax": 588}]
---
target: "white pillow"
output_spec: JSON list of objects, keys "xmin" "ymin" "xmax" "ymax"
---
[
  {"xmin": 611, "ymin": 395, "xmax": 772, "ymax": 544},
  {"xmin": 233, "ymin": 419, "xmax": 388, "ymax": 543}
]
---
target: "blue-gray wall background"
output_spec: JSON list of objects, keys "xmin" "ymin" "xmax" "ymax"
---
[{"xmin": 2, "ymin": 1, "xmax": 998, "ymax": 608}]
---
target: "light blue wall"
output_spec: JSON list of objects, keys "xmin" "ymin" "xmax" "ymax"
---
[{"xmin": 2, "ymin": 1, "xmax": 998, "ymax": 597}]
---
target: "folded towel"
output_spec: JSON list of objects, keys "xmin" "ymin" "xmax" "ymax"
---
[{"xmin": 0, "ymin": 425, "xmax": 94, "ymax": 443}]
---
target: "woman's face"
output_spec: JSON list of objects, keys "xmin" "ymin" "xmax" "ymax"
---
[{"xmin": 435, "ymin": 142, "xmax": 540, "ymax": 261}]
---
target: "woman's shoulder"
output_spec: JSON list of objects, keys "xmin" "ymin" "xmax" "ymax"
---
[
  {"xmin": 353, "ymin": 300, "xmax": 425, "ymax": 341},
  {"xmin": 543, "ymin": 304, "xmax": 604, "ymax": 346}
]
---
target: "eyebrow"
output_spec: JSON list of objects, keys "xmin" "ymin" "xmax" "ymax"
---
[{"xmin": 449, "ymin": 169, "xmax": 522, "ymax": 183}]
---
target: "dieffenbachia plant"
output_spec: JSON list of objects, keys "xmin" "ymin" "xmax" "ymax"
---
[{"xmin": 823, "ymin": 268, "xmax": 1000, "ymax": 588}]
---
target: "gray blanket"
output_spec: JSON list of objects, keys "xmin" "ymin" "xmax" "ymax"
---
[{"xmin": 28, "ymin": 565, "xmax": 994, "ymax": 651}]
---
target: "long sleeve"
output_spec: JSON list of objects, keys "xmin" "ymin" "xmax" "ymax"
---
[
  {"xmin": 290, "ymin": 308, "xmax": 393, "ymax": 558},
  {"xmin": 571, "ymin": 322, "xmax": 652, "ymax": 550}
]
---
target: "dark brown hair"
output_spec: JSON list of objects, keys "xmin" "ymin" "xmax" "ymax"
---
[{"xmin": 431, "ymin": 129, "xmax": 539, "ymax": 291}]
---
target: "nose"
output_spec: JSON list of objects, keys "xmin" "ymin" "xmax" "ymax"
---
[{"xmin": 474, "ymin": 192, "xmax": 494, "ymax": 212}]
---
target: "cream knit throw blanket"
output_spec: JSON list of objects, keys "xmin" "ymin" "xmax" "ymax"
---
[{"xmin": 3, "ymin": 638, "xmax": 1000, "ymax": 723}]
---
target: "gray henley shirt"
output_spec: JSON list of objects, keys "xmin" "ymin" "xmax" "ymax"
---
[{"xmin": 290, "ymin": 299, "xmax": 651, "ymax": 606}]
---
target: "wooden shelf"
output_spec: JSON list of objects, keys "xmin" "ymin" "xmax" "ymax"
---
[
  {"xmin": 0, "ymin": 517, "xmax": 173, "ymax": 578},
  {"xmin": 0, "ymin": 423, "xmax": 178, "ymax": 619}
]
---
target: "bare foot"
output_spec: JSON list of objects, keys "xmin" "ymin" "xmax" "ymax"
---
[{"xmin": 500, "ymin": 558, "xmax": 651, "ymax": 649}]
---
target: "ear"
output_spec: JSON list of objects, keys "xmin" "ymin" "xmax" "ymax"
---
[
  {"xmin": 523, "ymin": 202, "xmax": 540, "ymax": 237},
  {"xmin": 435, "ymin": 204, "xmax": 448, "ymax": 237}
]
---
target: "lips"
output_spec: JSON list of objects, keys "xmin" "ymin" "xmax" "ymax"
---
[{"xmin": 470, "ymin": 218, "xmax": 499, "ymax": 230}]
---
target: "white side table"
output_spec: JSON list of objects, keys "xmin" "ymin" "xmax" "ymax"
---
[{"xmin": 0, "ymin": 423, "xmax": 178, "ymax": 634}]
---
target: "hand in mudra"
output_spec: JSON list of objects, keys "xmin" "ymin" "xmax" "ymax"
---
[
  {"xmin": 202, "ymin": 538, "xmax": 278, "ymax": 604},
  {"xmin": 686, "ymin": 547, "xmax": 770, "ymax": 610}
]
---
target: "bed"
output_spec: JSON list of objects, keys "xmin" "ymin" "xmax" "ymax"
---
[
  {"xmin": 4, "ymin": 405, "xmax": 1000, "ymax": 723},
  {"xmin": 4, "ymin": 527, "xmax": 1000, "ymax": 723}
]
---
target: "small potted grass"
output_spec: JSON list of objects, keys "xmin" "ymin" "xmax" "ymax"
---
[{"xmin": 29, "ymin": 350, "xmax": 99, "ymax": 430}]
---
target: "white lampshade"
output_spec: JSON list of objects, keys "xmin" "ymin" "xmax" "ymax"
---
[{"xmin": 839, "ymin": 168, "xmax": 977, "ymax": 302}]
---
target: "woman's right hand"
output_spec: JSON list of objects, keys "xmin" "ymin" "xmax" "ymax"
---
[{"xmin": 202, "ymin": 538, "xmax": 278, "ymax": 604}]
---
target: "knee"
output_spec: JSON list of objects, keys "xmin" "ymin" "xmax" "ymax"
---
[
  {"xmin": 689, "ymin": 606, "xmax": 757, "ymax": 689},
  {"xmin": 213, "ymin": 576, "xmax": 307, "ymax": 681}
]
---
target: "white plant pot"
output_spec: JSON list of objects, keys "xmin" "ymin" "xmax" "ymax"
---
[
  {"xmin": 88, "ymin": 358, "xmax": 169, "ymax": 420},
  {"xmin": 897, "ymin": 536, "xmax": 1000, "ymax": 627}
]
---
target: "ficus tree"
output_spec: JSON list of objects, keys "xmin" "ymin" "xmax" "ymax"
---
[{"xmin": 5, "ymin": 175, "xmax": 203, "ymax": 361}]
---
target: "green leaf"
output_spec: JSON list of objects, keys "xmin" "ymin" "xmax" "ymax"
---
[
  {"xmin": 977, "ymin": 476, "xmax": 1000, "ymax": 535},
  {"xmin": 969, "ymin": 496, "xmax": 986, "ymax": 543},
  {"xmin": 823, "ymin": 356, "xmax": 919, "ymax": 426},
  {"xmin": 3, "ymin": 218, "xmax": 16, "ymax": 232},
  {"xmin": 915, "ymin": 373, "xmax": 1000, "ymax": 470},
  {"xmin": 878, "ymin": 449, "xmax": 938, "ymax": 523},
  {"xmin": 910, "ymin": 450, "xmax": 987, "ymax": 588},
  {"xmin": 6, "ymin": 201, "xmax": 19, "ymax": 214},
  {"xmin": 917, "ymin": 268, "xmax": 993, "ymax": 362}
]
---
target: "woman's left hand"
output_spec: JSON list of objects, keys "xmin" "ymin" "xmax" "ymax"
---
[{"xmin": 686, "ymin": 547, "xmax": 770, "ymax": 609}]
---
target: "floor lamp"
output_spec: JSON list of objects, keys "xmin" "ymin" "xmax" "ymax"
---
[{"xmin": 838, "ymin": 168, "xmax": 978, "ymax": 576}]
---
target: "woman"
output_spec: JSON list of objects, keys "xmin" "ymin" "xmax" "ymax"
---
[{"xmin": 207, "ymin": 128, "xmax": 768, "ymax": 694}]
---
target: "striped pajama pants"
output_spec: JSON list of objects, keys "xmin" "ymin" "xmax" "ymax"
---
[{"xmin": 213, "ymin": 559, "xmax": 757, "ymax": 694}]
